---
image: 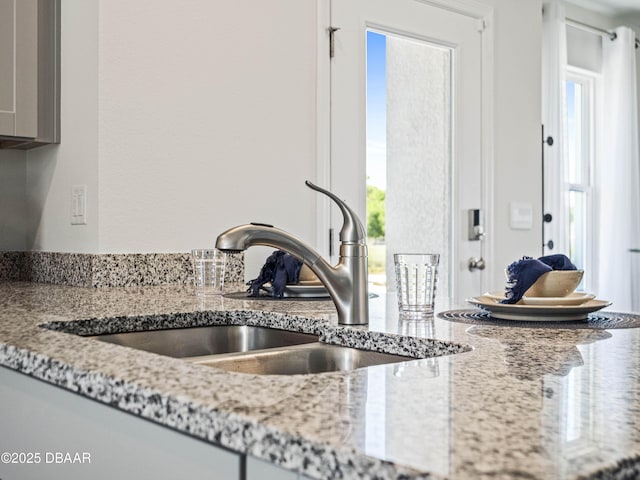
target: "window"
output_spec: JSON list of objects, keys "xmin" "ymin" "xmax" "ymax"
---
[{"xmin": 564, "ymin": 70, "xmax": 596, "ymax": 289}]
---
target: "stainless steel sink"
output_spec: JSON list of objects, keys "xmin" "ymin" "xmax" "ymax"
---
[
  {"xmin": 90, "ymin": 325, "xmax": 318, "ymax": 358},
  {"xmin": 188, "ymin": 342, "xmax": 412, "ymax": 375},
  {"xmin": 90, "ymin": 324, "xmax": 414, "ymax": 375}
]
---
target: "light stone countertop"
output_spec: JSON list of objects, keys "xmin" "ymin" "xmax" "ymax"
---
[{"xmin": 1, "ymin": 281, "xmax": 639, "ymax": 479}]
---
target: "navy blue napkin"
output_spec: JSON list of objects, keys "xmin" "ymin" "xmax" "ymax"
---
[
  {"xmin": 501, "ymin": 254, "xmax": 576, "ymax": 304},
  {"xmin": 247, "ymin": 250, "xmax": 303, "ymax": 298}
]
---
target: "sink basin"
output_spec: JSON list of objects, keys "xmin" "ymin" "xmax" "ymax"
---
[
  {"xmin": 87, "ymin": 324, "xmax": 431, "ymax": 375},
  {"xmin": 48, "ymin": 311, "xmax": 469, "ymax": 376},
  {"xmin": 90, "ymin": 325, "xmax": 318, "ymax": 358},
  {"xmin": 188, "ymin": 342, "xmax": 412, "ymax": 375}
]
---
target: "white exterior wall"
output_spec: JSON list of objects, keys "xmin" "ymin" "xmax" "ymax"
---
[{"xmin": 386, "ymin": 37, "xmax": 451, "ymax": 292}]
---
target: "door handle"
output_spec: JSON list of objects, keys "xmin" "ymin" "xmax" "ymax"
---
[{"xmin": 468, "ymin": 257, "xmax": 486, "ymax": 272}]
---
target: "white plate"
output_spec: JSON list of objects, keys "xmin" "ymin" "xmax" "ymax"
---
[
  {"xmin": 263, "ymin": 283, "xmax": 329, "ymax": 298},
  {"xmin": 522, "ymin": 292, "xmax": 596, "ymax": 306},
  {"xmin": 483, "ymin": 291, "xmax": 596, "ymax": 306},
  {"xmin": 466, "ymin": 294, "xmax": 611, "ymax": 321}
]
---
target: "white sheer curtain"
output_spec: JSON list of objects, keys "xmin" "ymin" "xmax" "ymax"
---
[
  {"xmin": 541, "ymin": 1, "xmax": 568, "ymax": 256},
  {"xmin": 596, "ymin": 27, "xmax": 640, "ymax": 312}
]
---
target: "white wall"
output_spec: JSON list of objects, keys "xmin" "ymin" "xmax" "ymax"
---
[
  {"xmin": 25, "ymin": 0, "xmax": 100, "ymax": 253},
  {"xmin": 484, "ymin": 0, "xmax": 544, "ymax": 290},
  {"xmin": 96, "ymin": 0, "xmax": 317, "ymax": 269},
  {"xmin": 565, "ymin": 3, "xmax": 618, "ymax": 31},
  {"xmin": 14, "ymin": 0, "xmax": 546, "ymax": 286},
  {"xmin": 564, "ymin": 2, "xmax": 640, "ymax": 151},
  {"xmin": 22, "ymin": 0, "xmax": 317, "ymax": 276},
  {"xmin": 4, "ymin": 0, "xmax": 637, "ymax": 289},
  {"xmin": 0, "ymin": 150, "xmax": 27, "ymax": 250},
  {"xmin": 454, "ymin": 0, "xmax": 638, "ymax": 291}
]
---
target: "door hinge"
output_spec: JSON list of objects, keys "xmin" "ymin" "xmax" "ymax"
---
[
  {"xmin": 328, "ymin": 26, "xmax": 340, "ymax": 58},
  {"xmin": 476, "ymin": 18, "xmax": 486, "ymax": 33}
]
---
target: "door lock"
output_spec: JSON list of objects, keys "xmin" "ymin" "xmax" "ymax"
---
[
  {"xmin": 468, "ymin": 209, "xmax": 485, "ymax": 241},
  {"xmin": 468, "ymin": 257, "xmax": 486, "ymax": 272}
]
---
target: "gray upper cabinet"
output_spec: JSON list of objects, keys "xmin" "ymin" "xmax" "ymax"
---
[{"xmin": 0, "ymin": 0, "xmax": 60, "ymax": 149}]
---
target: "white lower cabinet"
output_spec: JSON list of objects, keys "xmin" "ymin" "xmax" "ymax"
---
[
  {"xmin": 0, "ymin": 367, "xmax": 241, "ymax": 480},
  {"xmin": 246, "ymin": 456, "xmax": 299, "ymax": 480},
  {"xmin": 0, "ymin": 366, "xmax": 318, "ymax": 480}
]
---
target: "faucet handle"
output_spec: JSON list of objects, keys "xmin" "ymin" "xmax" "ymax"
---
[{"xmin": 305, "ymin": 180, "xmax": 366, "ymax": 244}]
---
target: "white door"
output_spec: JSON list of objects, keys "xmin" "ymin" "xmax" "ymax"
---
[{"xmin": 327, "ymin": 0, "xmax": 489, "ymax": 304}]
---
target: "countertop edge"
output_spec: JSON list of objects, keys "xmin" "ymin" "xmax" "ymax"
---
[{"xmin": 0, "ymin": 340, "xmax": 437, "ymax": 479}]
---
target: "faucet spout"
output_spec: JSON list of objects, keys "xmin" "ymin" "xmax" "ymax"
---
[{"xmin": 215, "ymin": 182, "xmax": 369, "ymax": 325}]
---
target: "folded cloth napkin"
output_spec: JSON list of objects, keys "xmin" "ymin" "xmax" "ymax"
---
[
  {"xmin": 501, "ymin": 254, "xmax": 576, "ymax": 304},
  {"xmin": 247, "ymin": 250, "xmax": 303, "ymax": 298}
]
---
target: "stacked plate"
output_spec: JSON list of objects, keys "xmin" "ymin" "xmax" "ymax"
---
[
  {"xmin": 466, "ymin": 292, "xmax": 611, "ymax": 321},
  {"xmin": 262, "ymin": 281, "xmax": 330, "ymax": 298}
]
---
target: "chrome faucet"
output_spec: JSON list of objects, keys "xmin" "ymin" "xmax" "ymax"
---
[{"xmin": 215, "ymin": 181, "xmax": 369, "ymax": 325}]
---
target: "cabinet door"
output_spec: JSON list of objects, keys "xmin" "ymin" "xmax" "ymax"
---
[
  {"xmin": 246, "ymin": 456, "xmax": 298, "ymax": 480},
  {"xmin": 0, "ymin": 0, "xmax": 38, "ymax": 138},
  {"xmin": 0, "ymin": 367, "xmax": 241, "ymax": 480}
]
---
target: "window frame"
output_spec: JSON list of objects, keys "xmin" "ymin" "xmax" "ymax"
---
[{"xmin": 564, "ymin": 66, "xmax": 598, "ymax": 292}]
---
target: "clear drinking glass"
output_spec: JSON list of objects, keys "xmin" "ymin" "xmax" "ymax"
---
[
  {"xmin": 191, "ymin": 249, "xmax": 226, "ymax": 296},
  {"xmin": 394, "ymin": 253, "xmax": 440, "ymax": 313}
]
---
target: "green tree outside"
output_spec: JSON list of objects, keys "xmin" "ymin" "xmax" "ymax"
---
[{"xmin": 367, "ymin": 185, "xmax": 386, "ymax": 239}]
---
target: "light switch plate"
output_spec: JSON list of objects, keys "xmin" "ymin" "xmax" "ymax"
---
[
  {"xmin": 510, "ymin": 202, "xmax": 532, "ymax": 230},
  {"xmin": 71, "ymin": 185, "xmax": 87, "ymax": 225}
]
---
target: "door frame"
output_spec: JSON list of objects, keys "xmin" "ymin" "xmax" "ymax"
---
[{"xmin": 315, "ymin": 0, "xmax": 496, "ymax": 295}]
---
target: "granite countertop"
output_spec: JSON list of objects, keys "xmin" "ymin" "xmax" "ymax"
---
[{"xmin": 1, "ymin": 281, "xmax": 640, "ymax": 479}]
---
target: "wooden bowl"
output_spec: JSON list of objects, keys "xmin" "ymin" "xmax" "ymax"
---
[
  {"xmin": 299, "ymin": 264, "xmax": 322, "ymax": 285},
  {"xmin": 524, "ymin": 270, "xmax": 584, "ymax": 297}
]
